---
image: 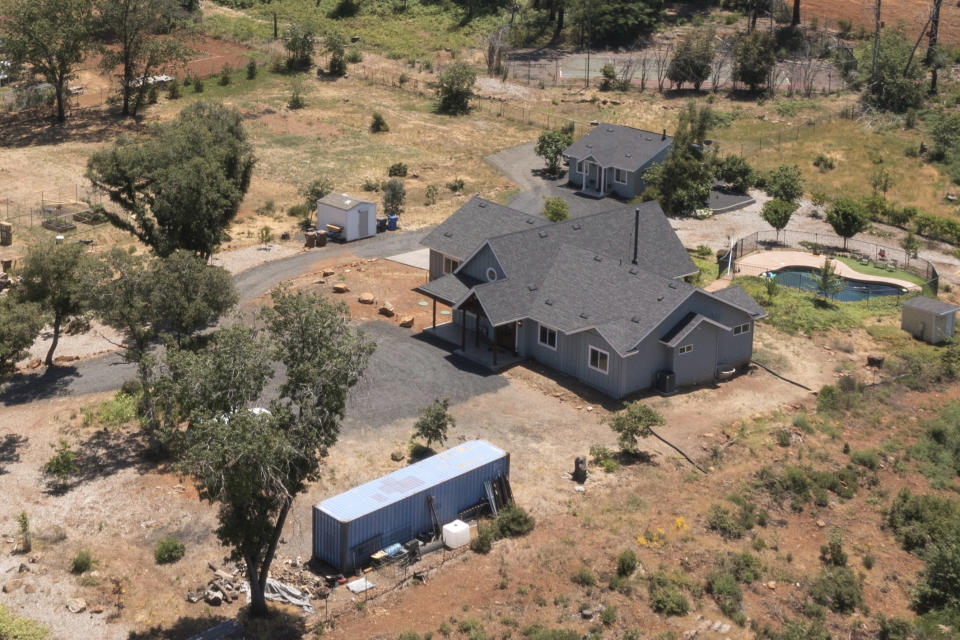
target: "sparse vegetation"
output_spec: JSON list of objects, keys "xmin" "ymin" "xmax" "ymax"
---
[{"xmin": 154, "ymin": 536, "xmax": 185, "ymax": 564}]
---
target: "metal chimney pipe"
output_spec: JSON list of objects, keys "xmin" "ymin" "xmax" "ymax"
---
[
  {"xmin": 661, "ymin": 128, "xmax": 667, "ymax": 140},
  {"xmin": 632, "ymin": 208, "xmax": 640, "ymax": 265}
]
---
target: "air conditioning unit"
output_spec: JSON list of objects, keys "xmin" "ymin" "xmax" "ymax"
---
[{"xmin": 655, "ymin": 370, "xmax": 676, "ymax": 395}]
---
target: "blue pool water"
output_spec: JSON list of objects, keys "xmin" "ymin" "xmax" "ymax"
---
[{"xmin": 769, "ymin": 266, "xmax": 909, "ymax": 302}]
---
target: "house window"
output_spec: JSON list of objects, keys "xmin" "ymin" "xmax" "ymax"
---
[
  {"xmin": 733, "ymin": 323, "xmax": 751, "ymax": 335},
  {"xmin": 614, "ymin": 168, "xmax": 628, "ymax": 184},
  {"xmin": 538, "ymin": 325, "xmax": 557, "ymax": 350},
  {"xmin": 678, "ymin": 344, "xmax": 693, "ymax": 354},
  {"xmin": 588, "ymin": 346, "xmax": 609, "ymax": 374},
  {"xmin": 486, "ymin": 267, "xmax": 498, "ymax": 282},
  {"xmin": 442, "ymin": 256, "xmax": 460, "ymax": 274},
  {"xmin": 576, "ymin": 160, "xmax": 584, "ymax": 173}
]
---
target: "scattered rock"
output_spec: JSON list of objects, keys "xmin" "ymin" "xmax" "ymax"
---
[
  {"xmin": 3, "ymin": 579, "xmax": 23, "ymax": 593},
  {"xmin": 399, "ymin": 315, "xmax": 414, "ymax": 328},
  {"xmin": 26, "ymin": 359, "xmax": 42, "ymax": 369},
  {"xmin": 574, "ymin": 486, "xmax": 585, "ymax": 493},
  {"xmin": 29, "ymin": 555, "xmax": 39, "ymax": 563},
  {"xmin": 333, "ymin": 283, "xmax": 349, "ymax": 294},
  {"xmin": 23, "ymin": 583, "xmax": 36, "ymax": 594},
  {"xmin": 358, "ymin": 292, "xmax": 375, "ymax": 304},
  {"xmin": 204, "ymin": 590, "xmax": 223, "ymax": 606},
  {"xmin": 314, "ymin": 279, "xmax": 326, "ymax": 285},
  {"xmin": 186, "ymin": 591, "xmax": 203, "ymax": 604},
  {"xmin": 766, "ymin": 581, "xmax": 776, "ymax": 590},
  {"xmin": 53, "ymin": 354, "xmax": 79, "ymax": 365},
  {"xmin": 586, "ymin": 406, "xmax": 593, "ymax": 412},
  {"xmin": 66, "ymin": 598, "xmax": 87, "ymax": 613},
  {"xmin": 390, "ymin": 450, "xmax": 405, "ymax": 462},
  {"xmin": 322, "ymin": 270, "xmax": 335, "ymax": 277},
  {"xmin": 91, "ymin": 605, "xmax": 104, "ymax": 614},
  {"xmin": 816, "ymin": 520, "xmax": 826, "ymax": 528},
  {"xmin": 580, "ymin": 607, "xmax": 594, "ymax": 619},
  {"xmin": 17, "ymin": 563, "xmax": 29, "ymax": 573},
  {"xmin": 379, "ymin": 302, "xmax": 395, "ymax": 317}
]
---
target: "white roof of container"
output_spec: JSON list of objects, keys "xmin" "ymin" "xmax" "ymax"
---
[
  {"xmin": 318, "ymin": 193, "xmax": 374, "ymax": 211},
  {"xmin": 317, "ymin": 440, "xmax": 506, "ymax": 522}
]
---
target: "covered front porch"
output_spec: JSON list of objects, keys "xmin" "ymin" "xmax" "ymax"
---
[
  {"xmin": 579, "ymin": 158, "xmax": 614, "ymax": 197},
  {"xmin": 422, "ymin": 321, "xmax": 525, "ymax": 371}
]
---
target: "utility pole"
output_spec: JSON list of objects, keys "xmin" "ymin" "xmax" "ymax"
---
[
  {"xmin": 273, "ymin": 13, "xmax": 278, "ymax": 40},
  {"xmin": 927, "ymin": 0, "xmax": 943, "ymax": 94}
]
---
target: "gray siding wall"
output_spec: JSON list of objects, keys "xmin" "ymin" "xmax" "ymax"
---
[
  {"xmin": 428, "ymin": 249, "xmax": 445, "ymax": 281},
  {"xmin": 619, "ymin": 337, "xmax": 670, "ymax": 397},
  {"xmin": 521, "ymin": 321, "xmax": 566, "ymax": 371},
  {"xmin": 902, "ymin": 307, "xmax": 957, "ymax": 344},
  {"xmin": 567, "ymin": 155, "xmax": 584, "ymax": 187},
  {"xmin": 570, "ymin": 331, "xmax": 622, "ymax": 397},
  {"xmin": 460, "ymin": 244, "xmax": 506, "ymax": 282},
  {"xmin": 671, "ymin": 323, "xmax": 720, "ymax": 387}
]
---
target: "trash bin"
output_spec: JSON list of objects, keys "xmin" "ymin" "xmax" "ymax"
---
[
  {"xmin": 387, "ymin": 215, "xmax": 399, "ymax": 231},
  {"xmin": 305, "ymin": 232, "xmax": 316, "ymax": 249},
  {"xmin": 376, "ymin": 217, "xmax": 387, "ymax": 233},
  {"xmin": 316, "ymin": 229, "xmax": 328, "ymax": 247}
]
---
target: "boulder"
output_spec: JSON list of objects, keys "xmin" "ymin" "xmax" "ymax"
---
[
  {"xmin": 186, "ymin": 591, "xmax": 203, "ymax": 604},
  {"xmin": 66, "ymin": 598, "xmax": 87, "ymax": 613},
  {"xmin": 358, "ymin": 292, "xmax": 375, "ymax": 304},
  {"xmin": 204, "ymin": 589, "xmax": 223, "ymax": 606},
  {"xmin": 3, "ymin": 579, "xmax": 23, "ymax": 593},
  {"xmin": 332, "ymin": 283, "xmax": 349, "ymax": 294},
  {"xmin": 23, "ymin": 582, "xmax": 36, "ymax": 594},
  {"xmin": 322, "ymin": 270, "xmax": 335, "ymax": 277},
  {"xmin": 390, "ymin": 450, "xmax": 405, "ymax": 462},
  {"xmin": 53, "ymin": 355, "xmax": 79, "ymax": 365},
  {"xmin": 379, "ymin": 302, "xmax": 395, "ymax": 318},
  {"xmin": 399, "ymin": 315, "xmax": 414, "ymax": 328},
  {"xmin": 26, "ymin": 359, "xmax": 42, "ymax": 369},
  {"xmin": 91, "ymin": 605, "xmax": 104, "ymax": 614}
]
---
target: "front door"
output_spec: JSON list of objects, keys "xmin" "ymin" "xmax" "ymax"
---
[{"xmin": 495, "ymin": 323, "xmax": 516, "ymax": 352}]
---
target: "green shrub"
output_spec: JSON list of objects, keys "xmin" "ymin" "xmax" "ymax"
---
[
  {"xmin": 520, "ymin": 625, "xmax": 579, "ymax": 640},
  {"xmin": 446, "ymin": 178, "xmax": 465, "ymax": 192},
  {"xmin": 706, "ymin": 504, "xmax": 745, "ymax": 539},
  {"xmin": 166, "ymin": 79, "xmax": 181, "ymax": 99},
  {"xmin": 617, "ymin": 549, "xmax": 637, "ymax": 577},
  {"xmin": 82, "ymin": 391, "xmax": 138, "ymax": 429},
  {"xmin": 496, "ymin": 504, "xmax": 535, "ymax": 537},
  {"xmin": 571, "ymin": 566, "xmax": 595, "ymax": 587},
  {"xmin": 809, "ymin": 566, "xmax": 863, "ymax": 612},
  {"xmin": 776, "ymin": 430, "xmax": 791, "ymax": 447},
  {"xmin": 71, "ymin": 550, "xmax": 94, "ymax": 574},
  {"xmin": 154, "ymin": 536, "xmax": 185, "ymax": 564},
  {"xmin": 371, "ymin": 112, "xmax": 389, "ymax": 133},
  {"xmin": 599, "ymin": 604, "xmax": 616, "ymax": 626},
  {"xmin": 812, "ymin": 154, "xmax": 836, "ymax": 171},
  {"xmin": 470, "ymin": 521, "xmax": 496, "ymax": 554},
  {"xmin": 44, "ymin": 440, "xmax": 78, "ymax": 487},
  {"xmin": 388, "ymin": 162, "xmax": 408, "ymax": 177},
  {"xmin": 887, "ymin": 488, "xmax": 960, "ymax": 553},
  {"xmin": 424, "ymin": 184, "xmax": 438, "ymax": 205},
  {"xmin": 729, "ymin": 552, "xmax": 763, "ymax": 583},
  {"xmin": 246, "ymin": 59, "xmax": 257, "ymax": 80},
  {"xmin": 850, "ymin": 448, "xmax": 880, "ymax": 470},
  {"xmin": 706, "ymin": 571, "xmax": 742, "ymax": 619},
  {"xmin": 345, "ymin": 48, "xmax": 363, "ymax": 63},
  {"xmin": 0, "ymin": 604, "xmax": 50, "ymax": 640},
  {"xmin": 819, "ymin": 530, "xmax": 848, "ymax": 567},
  {"xmin": 218, "ymin": 64, "xmax": 231, "ymax": 86},
  {"xmin": 648, "ymin": 571, "xmax": 690, "ymax": 616},
  {"xmin": 876, "ymin": 614, "xmax": 912, "ymax": 640},
  {"xmin": 911, "ymin": 402, "xmax": 960, "ymax": 488},
  {"xmin": 193, "ymin": 76, "xmax": 204, "ymax": 93},
  {"xmin": 16, "ymin": 512, "xmax": 31, "ymax": 553},
  {"xmin": 862, "ymin": 554, "xmax": 875, "ymax": 570}
]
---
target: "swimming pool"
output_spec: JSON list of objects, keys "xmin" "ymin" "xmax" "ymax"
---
[{"xmin": 769, "ymin": 266, "xmax": 909, "ymax": 302}]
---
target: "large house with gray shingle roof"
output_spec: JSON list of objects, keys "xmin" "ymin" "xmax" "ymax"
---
[
  {"xmin": 417, "ymin": 196, "xmax": 766, "ymax": 399},
  {"xmin": 564, "ymin": 123, "xmax": 673, "ymax": 199}
]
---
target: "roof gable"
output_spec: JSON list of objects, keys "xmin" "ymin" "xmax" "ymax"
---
[{"xmin": 421, "ymin": 196, "xmax": 548, "ymax": 260}]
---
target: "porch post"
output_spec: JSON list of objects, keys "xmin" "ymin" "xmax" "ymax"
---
[
  {"xmin": 432, "ymin": 298, "xmax": 436, "ymax": 329},
  {"xmin": 492, "ymin": 326, "xmax": 498, "ymax": 366},
  {"xmin": 460, "ymin": 310, "xmax": 466, "ymax": 350},
  {"xmin": 475, "ymin": 316, "xmax": 480, "ymax": 347}
]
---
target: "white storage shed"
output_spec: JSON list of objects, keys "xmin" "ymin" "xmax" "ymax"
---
[
  {"xmin": 901, "ymin": 296, "xmax": 960, "ymax": 345},
  {"xmin": 316, "ymin": 193, "xmax": 377, "ymax": 242}
]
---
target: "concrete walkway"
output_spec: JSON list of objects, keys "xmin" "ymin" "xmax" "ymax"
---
[{"xmin": 736, "ymin": 250, "xmax": 922, "ymax": 291}]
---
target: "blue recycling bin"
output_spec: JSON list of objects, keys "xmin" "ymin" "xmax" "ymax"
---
[{"xmin": 387, "ymin": 215, "xmax": 399, "ymax": 231}]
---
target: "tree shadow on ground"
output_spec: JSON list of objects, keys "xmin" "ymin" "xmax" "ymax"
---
[
  {"xmin": 530, "ymin": 167, "xmax": 567, "ymax": 181},
  {"xmin": 73, "ymin": 427, "xmax": 159, "ymax": 484},
  {"xmin": 0, "ymin": 365, "xmax": 82, "ymax": 406},
  {"xmin": 0, "ymin": 433, "xmax": 28, "ymax": 474},
  {"xmin": 125, "ymin": 604, "xmax": 308, "ymax": 640},
  {"xmin": 0, "ymin": 105, "xmax": 140, "ymax": 148}
]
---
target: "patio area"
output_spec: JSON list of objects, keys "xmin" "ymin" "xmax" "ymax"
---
[{"xmin": 421, "ymin": 322, "xmax": 525, "ymax": 372}]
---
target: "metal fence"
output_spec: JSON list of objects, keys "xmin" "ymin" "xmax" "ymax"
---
[
  {"xmin": 1, "ymin": 185, "xmax": 106, "ymax": 239},
  {"xmin": 727, "ymin": 229, "xmax": 939, "ymax": 294}
]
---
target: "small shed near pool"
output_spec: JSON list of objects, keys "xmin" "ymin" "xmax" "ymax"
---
[
  {"xmin": 316, "ymin": 193, "xmax": 376, "ymax": 242},
  {"xmin": 901, "ymin": 296, "xmax": 960, "ymax": 344}
]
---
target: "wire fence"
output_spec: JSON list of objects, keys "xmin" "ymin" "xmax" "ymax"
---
[
  {"xmin": 0, "ymin": 185, "xmax": 108, "ymax": 248},
  {"xmin": 726, "ymin": 229, "xmax": 939, "ymax": 295}
]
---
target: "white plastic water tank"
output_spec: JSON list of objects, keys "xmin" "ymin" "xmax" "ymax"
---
[{"xmin": 442, "ymin": 520, "xmax": 470, "ymax": 549}]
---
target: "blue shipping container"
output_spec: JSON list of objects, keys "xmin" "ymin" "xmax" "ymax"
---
[{"xmin": 312, "ymin": 440, "xmax": 509, "ymax": 573}]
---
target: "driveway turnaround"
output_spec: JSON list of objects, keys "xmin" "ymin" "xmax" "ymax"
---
[{"xmin": 0, "ymin": 230, "xmax": 428, "ymax": 406}]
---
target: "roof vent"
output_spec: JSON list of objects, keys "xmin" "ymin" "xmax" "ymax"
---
[
  {"xmin": 593, "ymin": 255, "xmax": 602, "ymax": 262},
  {"xmin": 625, "ymin": 153, "xmax": 632, "ymax": 158},
  {"xmin": 477, "ymin": 201, "xmax": 487, "ymax": 208},
  {"xmin": 579, "ymin": 312, "xmax": 590, "ymax": 320},
  {"xmin": 606, "ymin": 127, "xmax": 614, "ymax": 133},
  {"xmin": 668, "ymin": 282, "xmax": 677, "ymax": 289},
  {"xmin": 527, "ymin": 284, "xmax": 538, "ymax": 292},
  {"xmin": 585, "ymin": 143, "xmax": 592, "ymax": 148},
  {"xmin": 631, "ymin": 315, "xmax": 641, "ymax": 323},
  {"xmin": 442, "ymin": 231, "xmax": 453, "ymax": 238},
  {"xmin": 657, "ymin": 295, "xmax": 664, "ymax": 302},
  {"xmin": 538, "ymin": 231, "xmax": 549, "ymax": 239},
  {"xmin": 644, "ymin": 137, "xmax": 652, "ymax": 141},
  {"xmin": 526, "ymin": 218, "xmax": 536, "ymax": 224},
  {"xmin": 572, "ymin": 223, "xmax": 582, "ymax": 230},
  {"xmin": 628, "ymin": 267, "xmax": 638, "ymax": 275},
  {"xmin": 544, "ymin": 298, "xmax": 553, "ymax": 306}
]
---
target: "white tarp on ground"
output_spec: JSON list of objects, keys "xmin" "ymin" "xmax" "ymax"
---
[
  {"xmin": 385, "ymin": 248, "xmax": 429, "ymax": 270},
  {"xmin": 346, "ymin": 577, "xmax": 376, "ymax": 593},
  {"xmin": 242, "ymin": 578, "xmax": 314, "ymax": 613}
]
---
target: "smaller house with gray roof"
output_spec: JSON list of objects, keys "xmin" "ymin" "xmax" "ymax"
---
[
  {"xmin": 417, "ymin": 197, "xmax": 766, "ymax": 399},
  {"xmin": 564, "ymin": 123, "xmax": 672, "ymax": 199}
]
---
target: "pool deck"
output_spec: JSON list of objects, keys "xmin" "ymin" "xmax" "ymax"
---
[{"xmin": 737, "ymin": 250, "xmax": 922, "ymax": 291}]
